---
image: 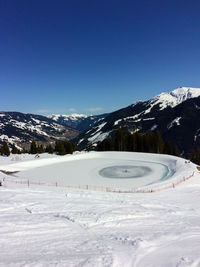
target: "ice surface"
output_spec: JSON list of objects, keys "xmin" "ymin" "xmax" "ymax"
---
[{"xmin": 99, "ymin": 165, "xmax": 153, "ymax": 179}]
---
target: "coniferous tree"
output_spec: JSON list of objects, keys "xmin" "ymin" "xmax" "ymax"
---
[
  {"xmin": 30, "ymin": 140, "xmax": 37, "ymax": 154},
  {"xmin": 22, "ymin": 148, "xmax": 28, "ymax": 154},
  {"xmin": 136, "ymin": 133, "xmax": 143, "ymax": 152},
  {"xmin": 86, "ymin": 141, "xmax": 93, "ymax": 152},
  {"xmin": 37, "ymin": 144, "xmax": 44, "ymax": 154},
  {"xmin": 127, "ymin": 132, "xmax": 134, "ymax": 151},
  {"xmin": 54, "ymin": 141, "xmax": 60, "ymax": 153},
  {"xmin": 114, "ymin": 129, "xmax": 124, "ymax": 151},
  {"xmin": 142, "ymin": 134, "xmax": 149, "ymax": 152},
  {"xmin": 146, "ymin": 131, "xmax": 155, "ymax": 153},
  {"xmin": 64, "ymin": 141, "xmax": 74, "ymax": 154},
  {"xmin": 163, "ymin": 141, "xmax": 173, "ymax": 155},
  {"xmin": 173, "ymin": 144, "xmax": 179, "ymax": 157},
  {"xmin": 58, "ymin": 143, "xmax": 66, "ymax": 155},
  {"xmin": 190, "ymin": 148, "xmax": 200, "ymax": 164},
  {"xmin": 132, "ymin": 132, "xmax": 138, "ymax": 151},
  {"xmin": 1, "ymin": 141, "xmax": 10, "ymax": 156},
  {"xmin": 155, "ymin": 131, "xmax": 164, "ymax": 153},
  {"xmin": 95, "ymin": 129, "xmax": 181, "ymax": 157},
  {"xmin": 11, "ymin": 143, "xmax": 20, "ymax": 154},
  {"xmin": 97, "ymin": 138, "xmax": 114, "ymax": 151},
  {"xmin": 46, "ymin": 144, "xmax": 54, "ymax": 154},
  {"xmin": 54, "ymin": 141, "xmax": 66, "ymax": 155}
]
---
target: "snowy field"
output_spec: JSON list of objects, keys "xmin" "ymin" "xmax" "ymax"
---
[{"xmin": 0, "ymin": 152, "xmax": 200, "ymax": 266}]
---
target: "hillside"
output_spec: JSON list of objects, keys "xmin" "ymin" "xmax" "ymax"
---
[
  {"xmin": 74, "ymin": 87, "xmax": 200, "ymax": 154},
  {"xmin": 49, "ymin": 113, "xmax": 107, "ymax": 131},
  {"xmin": 0, "ymin": 112, "xmax": 79, "ymax": 149}
]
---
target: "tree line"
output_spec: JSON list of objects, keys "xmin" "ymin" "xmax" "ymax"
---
[
  {"xmin": 0, "ymin": 141, "xmax": 20, "ymax": 156},
  {"xmin": 190, "ymin": 149, "xmax": 200, "ymax": 165},
  {"xmin": 0, "ymin": 140, "xmax": 77, "ymax": 157},
  {"xmin": 29, "ymin": 140, "xmax": 77, "ymax": 155},
  {"xmin": 1, "ymin": 129, "xmax": 200, "ymax": 166},
  {"xmin": 96, "ymin": 129, "xmax": 179, "ymax": 156}
]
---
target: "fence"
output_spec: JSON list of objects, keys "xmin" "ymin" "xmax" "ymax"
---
[{"xmin": 1, "ymin": 171, "xmax": 195, "ymax": 194}]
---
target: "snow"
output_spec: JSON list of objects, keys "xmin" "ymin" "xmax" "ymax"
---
[
  {"xmin": 113, "ymin": 87, "xmax": 199, "ymax": 131},
  {"xmin": 114, "ymin": 119, "xmax": 121, "ymax": 126},
  {"xmin": 88, "ymin": 131, "xmax": 111, "ymax": 143},
  {"xmin": 143, "ymin": 117, "xmax": 155, "ymax": 121},
  {"xmin": 127, "ymin": 87, "xmax": 200, "ymax": 121},
  {"xmin": 194, "ymin": 128, "xmax": 200, "ymax": 142},
  {"xmin": 31, "ymin": 118, "xmax": 41, "ymax": 124},
  {"xmin": 151, "ymin": 124, "xmax": 158, "ymax": 131},
  {"xmin": 91, "ymin": 122, "xmax": 107, "ymax": 135},
  {"xmin": 0, "ymin": 152, "xmax": 200, "ymax": 266},
  {"xmin": 167, "ymin": 117, "xmax": 182, "ymax": 129},
  {"xmin": 87, "ymin": 123, "xmax": 108, "ymax": 143},
  {"xmin": 77, "ymin": 138, "xmax": 84, "ymax": 145},
  {"xmin": 114, "ymin": 112, "xmax": 146, "ymax": 126},
  {"xmin": 148, "ymin": 87, "xmax": 200, "ymax": 113},
  {"xmin": 50, "ymin": 113, "xmax": 88, "ymax": 122},
  {"xmin": 1, "ymin": 118, "xmax": 65, "ymax": 139},
  {"xmin": 0, "ymin": 134, "xmax": 21, "ymax": 144}
]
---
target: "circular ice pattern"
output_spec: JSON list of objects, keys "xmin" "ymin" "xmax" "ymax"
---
[{"xmin": 99, "ymin": 165, "xmax": 153, "ymax": 179}]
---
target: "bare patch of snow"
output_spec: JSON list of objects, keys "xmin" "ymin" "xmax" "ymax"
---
[
  {"xmin": 167, "ymin": 117, "xmax": 181, "ymax": 130},
  {"xmin": 194, "ymin": 129, "xmax": 200, "ymax": 142},
  {"xmin": 151, "ymin": 124, "xmax": 158, "ymax": 131}
]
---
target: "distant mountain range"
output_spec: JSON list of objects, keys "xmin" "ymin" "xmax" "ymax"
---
[
  {"xmin": 1, "ymin": 87, "xmax": 200, "ymax": 154},
  {"xmin": 74, "ymin": 87, "xmax": 200, "ymax": 154},
  {"xmin": 0, "ymin": 112, "xmax": 78, "ymax": 149},
  {"xmin": 48, "ymin": 113, "xmax": 107, "ymax": 131}
]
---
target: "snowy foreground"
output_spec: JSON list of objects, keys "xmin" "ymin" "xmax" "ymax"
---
[{"xmin": 0, "ymin": 152, "xmax": 200, "ymax": 266}]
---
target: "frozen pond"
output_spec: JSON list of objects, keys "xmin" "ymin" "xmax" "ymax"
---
[
  {"xmin": 99, "ymin": 165, "xmax": 152, "ymax": 179},
  {"xmin": 2, "ymin": 152, "xmax": 175, "ymax": 190},
  {"xmin": 99, "ymin": 160, "xmax": 169, "ymax": 184}
]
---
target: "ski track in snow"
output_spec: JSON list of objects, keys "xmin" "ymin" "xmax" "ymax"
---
[{"xmin": 0, "ymin": 152, "xmax": 200, "ymax": 266}]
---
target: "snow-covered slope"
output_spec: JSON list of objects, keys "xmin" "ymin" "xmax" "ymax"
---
[
  {"xmin": 148, "ymin": 87, "xmax": 200, "ymax": 111},
  {"xmin": 75, "ymin": 87, "xmax": 200, "ymax": 153},
  {"xmin": 50, "ymin": 113, "xmax": 88, "ymax": 122},
  {"xmin": 0, "ymin": 112, "xmax": 79, "ymax": 148},
  {"xmin": 0, "ymin": 152, "xmax": 200, "ymax": 266},
  {"xmin": 49, "ymin": 113, "xmax": 107, "ymax": 131}
]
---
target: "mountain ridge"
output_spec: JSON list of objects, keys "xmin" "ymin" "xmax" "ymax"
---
[
  {"xmin": 1, "ymin": 86, "xmax": 200, "ymax": 153},
  {"xmin": 48, "ymin": 113, "xmax": 107, "ymax": 131},
  {"xmin": 0, "ymin": 111, "xmax": 79, "ymax": 149},
  {"xmin": 74, "ymin": 87, "xmax": 200, "ymax": 154}
]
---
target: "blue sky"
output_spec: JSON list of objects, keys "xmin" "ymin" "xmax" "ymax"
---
[{"xmin": 1, "ymin": 0, "xmax": 200, "ymax": 115}]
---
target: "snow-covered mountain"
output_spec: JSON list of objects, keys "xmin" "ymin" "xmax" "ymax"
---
[
  {"xmin": 48, "ymin": 113, "xmax": 107, "ymax": 131},
  {"xmin": 0, "ymin": 112, "xmax": 79, "ymax": 148},
  {"xmin": 145, "ymin": 87, "xmax": 200, "ymax": 111},
  {"xmin": 74, "ymin": 87, "xmax": 200, "ymax": 154},
  {"xmin": 1, "ymin": 87, "xmax": 200, "ymax": 153}
]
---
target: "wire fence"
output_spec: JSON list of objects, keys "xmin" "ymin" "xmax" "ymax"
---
[{"xmin": 1, "ymin": 171, "xmax": 195, "ymax": 193}]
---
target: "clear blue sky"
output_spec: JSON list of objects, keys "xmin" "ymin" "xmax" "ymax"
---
[{"xmin": 1, "ymin": 0, "xmax": 200, "ymax": 115}]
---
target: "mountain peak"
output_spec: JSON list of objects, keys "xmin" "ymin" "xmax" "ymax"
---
[
  {"xmin": 170, "ymin": 86, "xmax": 200, "ymax": 98},
  {"xmin": 152, "ymin": 86, "xmax": 200, "ymax": 110}
]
